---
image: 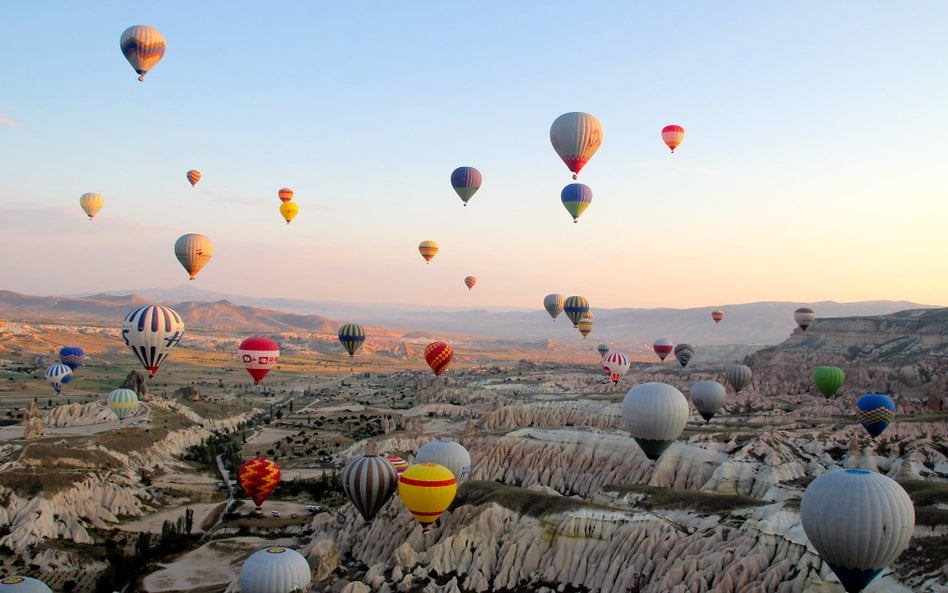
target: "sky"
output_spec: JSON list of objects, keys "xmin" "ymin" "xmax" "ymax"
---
[{"xmin": 2, "ymin": 2, "xmax": 947, "ymax": 310}]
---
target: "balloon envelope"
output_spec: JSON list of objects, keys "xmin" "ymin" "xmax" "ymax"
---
[
  {"xmin": 186, "ymin": 170, "xmax": 201, "ymax": 187},
  {"xmin": 856, "ymin": 394, "xmax": 896, "ymax": 437},
  {"xmin": 424, "ymin": 342, "xmax": 453, "ymax": 376},
  {"xmin": 576, "ymin": 315, "xmax": 594, "ymax": 338},
  {"xmin": 602, "ymin": 351, "xmax": 630, "ymax": 384},
  {"xmin": 59, "ymin": 346, "xmax": 86, "ymax": 370},
  {"xmin": 0, "ymin": 577, "xmax": 53, "ymax": 593},
  {"xmin": 464, "ymin": 276, "xmax": 477, "ymax": 290},
  {"xmin": 238, "ymin": 457, "xmax": 281, "ymax": 508},
  {"xmin": 450, "ymin": 166, "xmax": 482, "ymax": 205},
  {"xmin": 416, "ymin": 439, "xmax": 471, "ymax": 483},
  {"xmin": 795, "ymin": 307, "xmax": 816, "ymax": 331},
  {"xmin": 342, "ymin": 455, "xmax": 398, "ymax": 522},
  {"xmin": 239, "ymin": 547, "xmax": 311, "ymax": 593},
  {"xmin": 661, "ymin": 124, "xmax": 685, "ymax": 153},
  {"xmin": 278, "ymin": 187, "xmax": 294, "ymax": 202},
  {"xmin": 79, "ymin": 192, "xmax": 104, "ymax": 220},
  {"xmin": 238, "ymin": 336, "xmax": 280, "ymax": 385},
  {"xmin": 674, "ymin": 343, "xmax": 694, "ymax": 367},
  {"xmin": 597, "ymin": 343, "xmax": 610, "ymax": 358},
  {"xmin": 550, "ymin": 112, "xmax": 603, "ymax": 179},
  {"xmin": 398, "ymin": 462, "xmax": 457, "ymax": 531},
  {"xmin": 813, "ymin": 366, "xmax": 845, "ymax": 398},
  {"xmin": 108, "ymin": 388, "xmax": 139, "ymax": 420},
  {"xmin": 622, "ymin": 382, "xmax": 689, "ymax": 460},
  {"xmin": 543, "ymin": 293, "xmax": 565, "ymax": 321},
  {"xmin": 653, "ymin": 338, "xmax": 674, "ymax": 361},
  {"xmin": 174, "ymin": 233, "xmax": 213, "ymax": 280},
  {"xmin": 338, "ymin": 323, "xmax": 366, "ymax": 357},
  {"xmin": 120, "ymin": 25, "xmax": 166, "ymax": 81},
  {"xmin": 725, "ymin": 364, "xmax": 753, "ymax": 392},
  {"xmin": 560, "ymin": 183, "xmax": 593, "ymax": 223},
  {"xmin": 801, "ymin": 469, "xmax": 914, "ymax": 593},
  {"xmin": 45, "ymin": 364, "xmax": 72, "ymax": 395},
  {"xmin": 386, "ymin": 455, "xmax": 409, "ymax": 474},
  {"xmin": 418, "ymin": 240, "xmax": 439, "ymax": 263},
  {"xmin": 711, "ymin": 309, "xmax": 724, "ymax": 324},
  {"xmin": 279, "ymin": 202, "xmax": 298, "ymax": 224},
  {"xmin": 121, "ymin": 305, "xmax": 184, "ymax": 377},
  {"xmin": 563, "ymin": 296, "xmax": 589, "ymax": 327},
  {"xmin": 690, "ymin": 380, "xmax": 726, "ymax": 422}
]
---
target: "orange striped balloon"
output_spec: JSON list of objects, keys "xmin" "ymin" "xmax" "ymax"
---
[
  {"xmin": 186, "ymin": 170, "xmax": 201, "ymax": 187},
  {"xmin": 424, "ymin": 342, "xmax": 453, "ymax": 376},
  {"xmin": 278, "ymin": 187, "xmax": 294, "ymax": 202},
  {"xmin": 418, "ymin": 240, "xmax": 439, "ymax": 264},
  {"xmin": 397, "ymin": 462, "xmax": 457, "ymax": 531},
  {"xmin": 661, "ymin": 125, "xmax": 686, "ymax": 153},
  {"xmin": 238, "ymin": 457, "xmax": 281, "ymax": 508},
  {"xmin": 386, "ymin": 455, "xmax": 409, "ymax": 474}
]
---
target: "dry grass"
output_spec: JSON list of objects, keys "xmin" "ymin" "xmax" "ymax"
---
[
  {"xmin": 1, "ymin": 468, "xmax": 92, "ymax": 497},
  {"xmin": 21, "ymin": 442, "xmax": 116, "ymax": 468},
  {"xmin": 453, "ymin": 480, "xmax": 604, "ymax": 518},
  {"xmin": 604, "ymin": 483, "xmax": 767, "ymax": 514}
]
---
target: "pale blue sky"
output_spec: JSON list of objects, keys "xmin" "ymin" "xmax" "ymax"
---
[{"xmin": 2, "ymin": 2, "xmax": 947, "ymax": 308}]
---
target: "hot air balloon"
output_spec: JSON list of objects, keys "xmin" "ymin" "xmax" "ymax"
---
[
  {"xmin": 386, "ymin": 455, "xmax": 409, "ymax": 474},
  {"xmin": 794, "ymin": 307, "xmax": 816, "ymax": 331},
  {"xmin": 725, "ymin": 364, "xmax": 753, "ymax": 393},
  {"xmin": 661, "ymin": 125, "xmax": 685, "ymax": 153},
  {"xmin": 279, "ymin": 202, "xmax": 299, "ymax": 224},
  {"xmin": 464, "ymin": 276, "xmax": 477, "ymax": 290},
  {"xmin": 238, "ymin": 336, "xmax": 280, "ymax": 385},
  {"xmin": 45, "ymin": 364, "xmax": 72, "ymax": 395},
  {"xmin": 813, "ymin": 366, "xmax": 845, "ymax": 398},
  {"xmin": 239, "ymin": 547, "xmax": 311, "ymax": 593},
  {"xmin": 450, "ymin": 166, "xmax": 482, "ymax": 206},
  {"xmin": 561, "ymin": 183, "xmax": 593, "ymax": 223},
  {"xmin": 544, "ymin": 294, "xmax": 565, "ymax": 321},
  {"xmin": 622, "ymin": 382, "xmax": 689, "ymax": 460},
  {"xmin": 398, "ymin": 462, "xmax": 458, "ymax": 532},
  {"xmin": 550, "ymin": 112, "xmax": 603, "ymax": 179},
  {"xmin": 674, "ymin": 343, "xmax": 694, "ymax": 367},
  {"xmin": 416, "ymin": 439, "xmax": 471, "ymax": 483},
  {"xmin": 856, "ymin": 394, "xmax": 896, "ymax": 438},
  {"xmin": 801, "ymin": 469, "xmax": 914, "ymax": 593},
  {"xmin": 711, "ymin": 309, "xmax": 724, "ymax": 324},
  {"xmin": 238, "ymin": 457, "xmax": 281, "ymax": 512},
  {"xmin": 120, "ymin": 25, "xmax": 166, "ymax": 82},
  {"xmin": 278, "ymin": 187, "xmax": 294, "ymax": 202},
  {"xmin": 107, "ymin": 388, "xmax": 139, "ymax": 420},
  {"xmin": 653, "ymin": 338, "xmax": 674, "ymax": 362},
  {"xmin": 418, "ymin": 240, "xmax": 439, "ymax": 264},
  {"xmin": 563, "ymin": 296, "xmax": 589, "ymax": 327},
  {"xmin": 577, "ymin": 315, "xmax": 594, "ymax": 338},
  {"xmin": 186, "ymin": 170, "xmax": 201, "ymax": 187},
  {"xmin": 174, "ymin": 233, "xmax": 213, "ymax": 280},
  {"xmin": 59, "ymin": 346, "xmax": 85, "ymax": 370},
  {"xmin": 79, "ymin": 192, "xmax": 103, "ymax": 220},
  {"xmin": 338, "ymin": 323, "xmax": 366, "ymax": 357},
  {"xmin": 597, "ymin": 343, "xmax": 610, "ymax": 358},
  {"xmin": 121, "ymin": 305, "xmax": 184, "ymax": 378},
  {"xmin": 602, "ymin": 351, "xmax": 630, "ymax": 384},
  {"xmin": 342, "ymin": 454, "xmax": 398, "ymax": 522},
  {"xmin": 0, "ymin": 577, "xmax": 53, "ymax": 593},
  {"xmin": 690, "ymin": 380, "xmax": 726, "ymax": 422},
  {"xmin": 424, "ymin": 342, "xmax": 453, "ymax": 376}
]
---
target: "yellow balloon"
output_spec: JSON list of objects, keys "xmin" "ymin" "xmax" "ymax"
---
[
  {"xmin": 79, "ymin": 192, "xmax": 104, "ymax": 220},
  {"xmin": 280, "ymin": 202, "xmax": 299, "ymax": 224},
  {"xmin": 398, "ymin": 462, "xmax": 457, "ymax": 532}
]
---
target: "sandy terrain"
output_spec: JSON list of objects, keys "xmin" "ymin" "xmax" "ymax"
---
[
  {"xmin": 142, "ymin": 536, "xmax": 302, "ymax": 592},
  {"xmin": 119, "ymin": 502, "xmax": 223, "ymax": 534}
]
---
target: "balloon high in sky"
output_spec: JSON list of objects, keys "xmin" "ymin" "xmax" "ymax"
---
[{"xmin": 1, "ymin": 5, "xmax": 946, "ymax": 310}]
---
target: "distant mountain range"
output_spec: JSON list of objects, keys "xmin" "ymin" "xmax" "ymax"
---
[{"xmin": 0, "ymin": 288, "xmax": 938, "ymax": 352}]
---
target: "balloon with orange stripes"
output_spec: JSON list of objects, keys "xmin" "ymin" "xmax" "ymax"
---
[
  {"xmin": 397, "ymin": 462, "xmax": 457, "ymax": 532},
  {"xmin": 238, "ymin": 457, "xmax": 281, "ymax": 510},
  {"xmin": 424, "ymin": 342, "xmax": 453, "ymax": 376}
]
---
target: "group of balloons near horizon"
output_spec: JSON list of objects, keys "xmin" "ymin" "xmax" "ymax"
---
[{"xmin": 10, "ymin": 24, "xmax": 908, "ymax": 593}]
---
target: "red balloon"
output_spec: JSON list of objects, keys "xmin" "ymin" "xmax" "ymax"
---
[
  {"xmin": 238, "ymin": 457, "xmax": 280, "ymax": 508},
  {"xmin": 238, "ymin": 336, "xmax": 280, "ymax": 385},
  {"xmin": 424, "ymin": 342, "xmax": 453, "ymax": 376},
  {"xmin": 661, "ymin": 125, "xmax": 686, "ymax": 153}
]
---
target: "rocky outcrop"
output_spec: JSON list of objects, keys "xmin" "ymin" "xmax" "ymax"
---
[
  {"xmin": 22, "ymin": 401, "xmax": 43, "ymax": 439},
  {"xmin": 43, "ymin": 401, "xmax": 114, "ymax": 427}
]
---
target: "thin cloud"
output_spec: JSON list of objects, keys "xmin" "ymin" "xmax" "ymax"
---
[{"xmin": 0, "ymin": 114, "xmax": 24, "ymax": 129}]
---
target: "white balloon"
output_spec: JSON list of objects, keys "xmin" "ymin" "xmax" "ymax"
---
[
  {"xmin": 415, "ymin": 439, "xmax": 471, "ymax": 483},
  {"xmin": 621, "ymin": 382, "xmax": 688, "ymax": 460},
  {"xmin": 240, "ymin": 547, "xmax": 312, "ymax": 593},
  {"xmin": 690, "ymin": 380, "xmax": 726, "ymax": 422},
  {"xmin": 121, "ymin": 305, "xmax": 185, "ymax": 377}
]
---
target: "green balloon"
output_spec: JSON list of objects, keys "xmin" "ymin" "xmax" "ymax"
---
[{"xmin": 813, "ymin": 366, "xmax": 845, "ymax": 398}]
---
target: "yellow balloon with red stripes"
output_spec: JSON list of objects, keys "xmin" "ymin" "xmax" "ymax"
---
[{"xmin": 397, "ymin": 462, "xmax": 457, "ymax": 532}]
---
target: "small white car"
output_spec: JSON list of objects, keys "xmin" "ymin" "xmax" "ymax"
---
[{"xmin": 271, "ymin": 511, "xmax": 281, "ymax": 518}]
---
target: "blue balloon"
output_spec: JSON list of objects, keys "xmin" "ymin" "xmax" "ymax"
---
[
  {"xmin": 560, "ymin": 183, "xmax": 593, "ymax": 222},
  {"xmin": 59, "ymin": 347, "xmax": 86, "ymax": 370},
  {"xmin": 856, "ymin": 394, "xmax": 896, "ymax": 437},
  {"xmin": 450, "ymin": 166, "xmax": 482, "ymax": 205}
]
